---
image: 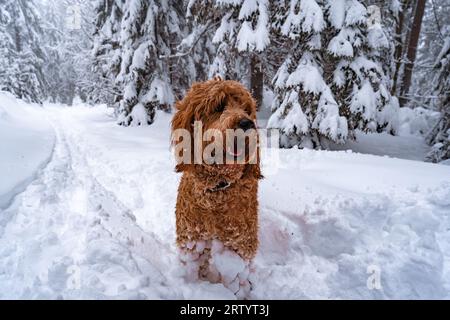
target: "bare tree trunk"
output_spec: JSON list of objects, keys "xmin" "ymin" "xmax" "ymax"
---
[
  {"xmin": 391, "ymin": 0, "xmax": 409, "ymax": 96},
  {"xmin": 399, "ymin": 0, "xmax": 426, "ymax": 107},
  {"xmin": 250, "ymin": 54, "xmax": 263, "ymax": 111}
]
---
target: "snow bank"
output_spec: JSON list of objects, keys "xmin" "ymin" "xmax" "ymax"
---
[
  {"xmin": 328, "ymin": 107, "xmax": 441, "ymax": 162},
  {"xmin": 0, "ymin": 92, "xmax": 55, "ymax": 209},
  {"xmin": 329, "ymin": 131, "xmax": 430, "ymax": 161}
]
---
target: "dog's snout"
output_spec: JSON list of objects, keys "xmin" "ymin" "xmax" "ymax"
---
[{"xmin": 238, "ymin": 118, "xmax": 255, "ymax": 131}]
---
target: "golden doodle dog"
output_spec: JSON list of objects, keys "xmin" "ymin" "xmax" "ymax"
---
[{"xmin": 171, "ymin": 77, "xmax": 262, "ymax": 297}]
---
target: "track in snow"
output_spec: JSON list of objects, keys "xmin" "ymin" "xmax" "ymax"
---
[{"xmin": 1, "ymin": 110, "xmax": 177, "ymax": 299}]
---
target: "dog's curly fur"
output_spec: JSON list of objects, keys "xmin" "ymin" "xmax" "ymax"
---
[{"xmin": 172, "ymin": 78, "xmax": 262, "ymax": 272}]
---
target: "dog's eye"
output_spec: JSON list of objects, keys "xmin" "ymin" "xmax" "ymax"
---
[{"xmin": 215, "ymin": 100, "xmax": 226, "ymax": 113}]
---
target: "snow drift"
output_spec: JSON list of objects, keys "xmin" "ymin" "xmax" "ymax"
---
[{"xmin": 0, "ymin": 92, "xmax": 55, "ymax": 209}]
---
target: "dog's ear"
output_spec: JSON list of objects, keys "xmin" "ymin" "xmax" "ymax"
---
[
  {"xmin": 172, "ymin": 98, "xmax": 196, "ymax": 173},
  {"xmin": 172, "ymin": 100, "xmax": 194, "ymax": 133}
]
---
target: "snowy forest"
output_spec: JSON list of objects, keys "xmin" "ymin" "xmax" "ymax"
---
[
  {"xmin": 0, "ymin": 0, "xmax": 448, "ymax": 161},
  {"xmin": 0, "ymin": 0, "xmax": 450, "ymax": 300}
]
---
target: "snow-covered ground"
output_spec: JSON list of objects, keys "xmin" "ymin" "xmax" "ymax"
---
[
  {"xmin": 0, "ymin": 94, "xmax": 449, "ymax": 299},
  {"xmin": 329, "ymin": 132, "xmax": 430, "ymax": 161},
  {"xmin": 0, "ymin": 92, "xmax": 55, "ymax": 209}
]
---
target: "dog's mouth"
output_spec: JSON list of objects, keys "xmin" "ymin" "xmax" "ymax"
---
[
  {"xmin": 224, "ymin": 136, "xmax": 248, "ymax": 161},
  {"xmin": 226, "ymin": 138, "xmax": 244, "ymax": 157}
]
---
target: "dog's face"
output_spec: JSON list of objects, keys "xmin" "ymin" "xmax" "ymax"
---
[{"xmin": 172, "ymin": 78, "xmax": 261, "ymax": 179}]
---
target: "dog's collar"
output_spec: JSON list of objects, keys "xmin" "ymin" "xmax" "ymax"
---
[{"xmin": 207, "ymin": 180, "xmax": 231, "ymax": 192}]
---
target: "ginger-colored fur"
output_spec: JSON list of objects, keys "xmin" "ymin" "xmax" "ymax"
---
[{"xmin": 172, "ymin": 78, "xmax": 262, "ymax": 262}]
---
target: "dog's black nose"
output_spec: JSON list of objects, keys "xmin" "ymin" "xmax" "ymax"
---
[{"xmin": 238, "ymin": 118, "xmax": 255, "ymax": 131}]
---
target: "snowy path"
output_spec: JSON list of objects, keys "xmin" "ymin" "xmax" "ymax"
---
[
  {"xmin": 0, "ymin": 105, "xmax": 234, "ymax": 299},
  {"xmin": 0, "ymin": 103, "xmax": 449, "ymax": 299}
]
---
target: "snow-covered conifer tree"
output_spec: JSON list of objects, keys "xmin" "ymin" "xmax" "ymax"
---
[
  {"xmin": 93, "ymin": 0, "xmax": 187, "ymax": 126},
  {"xmin": 212, "ymin": 0, "xmax": 271, "ymax": 107},
  {"xmin": 268, "ymin": 0, "xmax": 398, "ymax": 148},
  {"xmin": 426, "ymin": 37, "xmax": 450, "ymax": 163},
  {"xmin": 410, "ymin": 0, "xmax": 449, "ymax": 109},
  {"xmin": 0, "ymin": 0, "xmax": 48, "ymax": 103},
  {"xmin": 183, "ymin": 0, "xmax": 272, "ymax": 108},
  {"xmin": 176, "ymin": 0, "xmax": 218, "ymax": 83},
  {"xmin": 37, "ymin": 0, "xmax": 96, "ymax": 105},
  {"xmin": 92, "ymin": 0, "xmax": 123, "ymax": 106}
]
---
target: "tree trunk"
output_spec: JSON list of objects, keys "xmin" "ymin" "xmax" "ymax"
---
[
  {"xmin": 391, "ymin": 0, "xmax": 409, "ymax": 96},
  {"xmin": 14, "ymin": 24, "xmax": 22, "ymax": 52},
  {"xmin": 250, "ymin": 54, "xmax": 263, "ymax": 111},
  {"xmin": 399, "ymin": 0, "xmax": 426, "ymax": 107}
]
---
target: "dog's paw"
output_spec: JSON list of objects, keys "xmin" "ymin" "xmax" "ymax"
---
[
  {"xmin": 179, "ymin": 241, "xmax": 212, "ymax": 282},
  {"xmin": 209, "ymin": 240, "xmax": 253, "ymax": 299}
]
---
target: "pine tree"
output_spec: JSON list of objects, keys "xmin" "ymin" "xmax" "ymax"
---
[
  {"xmin": 268, "ymin": 0, "xmax": 398, "ymax": 149},
  {"xmin": 38, "ymin": 1, "xmax": 63, "ymax": 103},
  {"xmin": 0, "ymin": 0, "xmax": 48, "ymax": 103},
  {"xmin": 38, "ymin": 0, "xmax": 97, "ymax": 105},
  {"xmin": 92, "ymin": 0, "xmax": 123, "ymax": 107},
  {"xmin": 178, "ymin": 0, "xmax": 219, "ymax": 83},
  {"xmin": 409, "ymin": 0, "xmax": 449, "ymax": 109},
  {"xmin": 92, "ymin": 0, "xmax": 187, "ymax": 126},
  {"xmin": 184, "ymin": 0, "xmax": 271, "ymax": 109},
  {"xmin": 219, "ymin": 0, "xmax": 271, "ymax": 108},
  {"xmin": 64, "ymin": 0, "xmax": 98, "ymax": 104},
  {"xmin": 0, "ymin": 3, "xmax": 13, "ymax": 93},
  {"xmin": 426, "ymin": 36, "xmax": 450, "ymax": 163},
  {"xmin": 389, "ymin": 0, "xmax": 415, "ymax": 96},
  {"xmin": 361, "ymin": 1, "xmax": 398, "ymax": 79},
  {"xmin": 399, "ymin": 0, "xmax": 426, "ymax": 107}
]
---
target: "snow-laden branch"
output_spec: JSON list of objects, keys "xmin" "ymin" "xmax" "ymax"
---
[{"xmin": 159, "ymin": 21, "xmax": 219, "ymax": 60}]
